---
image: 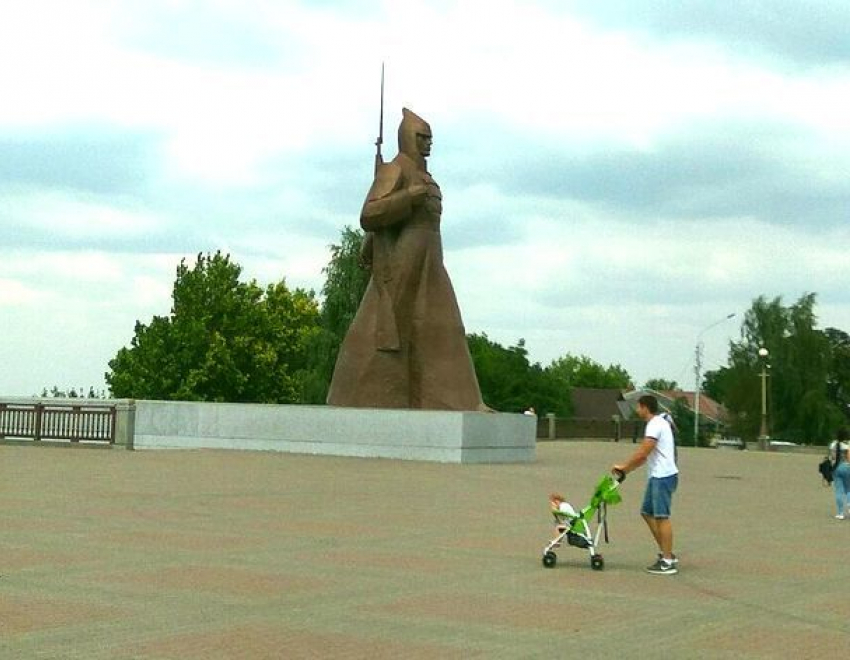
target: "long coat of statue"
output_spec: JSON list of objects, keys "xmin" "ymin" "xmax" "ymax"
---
[{"xmin": 326, "ymin": 108, "xmax": 486, "ymax": 411}]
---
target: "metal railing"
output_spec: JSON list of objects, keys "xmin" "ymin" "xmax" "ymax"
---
[
  {"xmin": 0, "ymin": 401, "xmax": 117, "ymax": 444},
  {"xmin": 537, "ymin": 416, "xmax": 644, "ymax": 441}
]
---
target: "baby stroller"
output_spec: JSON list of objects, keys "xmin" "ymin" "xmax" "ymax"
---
[{"xmin": 542, "ymin": 470, "xmax": 625, "ymax": 571}]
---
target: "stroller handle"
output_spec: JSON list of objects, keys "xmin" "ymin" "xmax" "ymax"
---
[{"xmin": 612, "ymin": 468, "xmax": 626, "ymax": 483}]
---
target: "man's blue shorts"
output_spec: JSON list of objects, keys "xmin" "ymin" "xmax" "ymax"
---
[{"xmin": 641, "ymin": 473, "xmax": 678, "ymax": 519}]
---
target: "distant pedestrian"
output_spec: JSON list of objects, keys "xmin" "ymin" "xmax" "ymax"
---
[
  {"xmin": 612, "ymin": 395, "xmax": 679, "ymax": 575},
  {"xmin": 829, "ymin": 428, "xmax": 850, "ymax": 520}
]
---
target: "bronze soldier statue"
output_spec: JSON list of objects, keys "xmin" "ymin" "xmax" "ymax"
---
[{"xmin": 326, "ymin": 108, "xmax": 487, "ymax": 411}]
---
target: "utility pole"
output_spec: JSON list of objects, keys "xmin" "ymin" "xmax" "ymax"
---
[
  {"xmin": 693, "ymin": 341, "xmax": 703, "ymax": 447},
  {"xmin": 693, "ymin": 312, "xmax": 736, "ymax": 447},
  {"xmin": 758, "ymin": 347, "xmax": 770, "ymax": 450}
]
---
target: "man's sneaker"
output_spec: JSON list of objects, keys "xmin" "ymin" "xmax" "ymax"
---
[
  {"xmin": 835, "ymin": 514, "xmax": 845, "ymax": 520},
  {"xmin": 657, "ymin": 553, "xmax": 679, "ymax": 566},
  {"xmin": 646, "ymin": 558, "xmax": 678, "ymax": 575}
]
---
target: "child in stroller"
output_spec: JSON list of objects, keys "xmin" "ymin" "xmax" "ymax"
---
[
  {"xmin": 549, "ymin": 493, "xmax": 576, "ymax": 537},
  {"xmin": 542, "ymin": 471, "xmax": 625, "ymax": 571}
]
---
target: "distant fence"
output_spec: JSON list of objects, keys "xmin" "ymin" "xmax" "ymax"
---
[
  {"xmin": 537, "ymin": 415, "xmax": 644, "ymax": 442},
  {"xmin": 0, "ymin": 399, "xmax": 135, "ymax": 447}
]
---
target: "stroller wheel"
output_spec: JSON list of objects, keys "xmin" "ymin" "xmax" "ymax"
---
[
  {"xmin": 590, "ymin": 554, "xmax": 605, "ymax": 571},
  {"xmin": 542, "ymin": 551, "xmax": 557, "ymax": 568}
]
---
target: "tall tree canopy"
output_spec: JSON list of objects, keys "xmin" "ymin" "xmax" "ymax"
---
[
  {"xmin": 824, "ymin": 327, "xmax": 850, "ymax": 421},
  {"xmin": 320, "ymin": 227, "xmax": 370, "ymax": 340},
  {"xmin": 467, "ymin": 333, "xmax": 569, "ymax": 415},
  {"xmin": 709, "ymin": 293, "xmax": 841, "ymax": 444},
  {"xmin": 547, "ymin": 354, "xmax": 633, "ymax": 390},
  {"xmin": 299, "ymin": 227, "xmax": 370, "ymax": 404},
  {"xmin": 644, "ymin": 378, "xmax": 679, "ymax": 391},
  {"xmin": 107, "ymin": 252, "xmax": 320, "ymax": 403}
]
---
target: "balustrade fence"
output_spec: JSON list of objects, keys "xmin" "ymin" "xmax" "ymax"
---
[{"xmin": 0, "ymin": 401, "xmax": 118, "ymax": 445}]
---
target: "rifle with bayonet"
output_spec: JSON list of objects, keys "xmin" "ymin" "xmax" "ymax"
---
[{"xmin": 362, "ymin": 63, "xmax": 399, "ymax": 351}]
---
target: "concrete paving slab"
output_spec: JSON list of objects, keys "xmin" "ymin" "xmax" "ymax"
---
[{"xmin": 1, "ymin": 442, "xmax": 848, "ymax": 658}]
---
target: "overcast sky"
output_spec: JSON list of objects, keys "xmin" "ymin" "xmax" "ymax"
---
[{"xmin": 2, "ymin": 0, "xmax": 849, "ymax": 398}]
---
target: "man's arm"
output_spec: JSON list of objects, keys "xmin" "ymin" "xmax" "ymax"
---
[{"xmin": 613, "ymin": 437, "xmax": 656, "ymax": 475}]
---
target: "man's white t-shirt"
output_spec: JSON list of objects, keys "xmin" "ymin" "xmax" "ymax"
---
[
  {"xmin": 645, "ymin": 414, "xmax": 678, "ymax": 479},
  {"xmin": 829, "ymin": 440, "xmax": 848, "ymax": 462}
]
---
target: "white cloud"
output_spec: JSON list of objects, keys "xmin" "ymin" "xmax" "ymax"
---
[
  {"xmin": 2, "ymin": 186, "xmax": 164, "ymax": 241},
  {"xmin": 0, "ymin": 0, "xmax": 849, "ymax": 397},
  {"xmin": 0, "ymin": 278, "xmax": 46, "ymax": 306},
  {"xmin": 131, "ymin": 274, "xmax": 172, "ymax": 310},
  {"xmin": 448, "ymin": 208, "xmax": 847, "ymax": 385}
]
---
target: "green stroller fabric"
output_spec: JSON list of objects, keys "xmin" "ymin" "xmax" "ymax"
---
[
  {"xmin": 590, "ymin": 474, "xmax": 623, "ymax": 507},
  {"xmin": 570, "ymin": 474, "xmax": 622, "ymax": 532}
]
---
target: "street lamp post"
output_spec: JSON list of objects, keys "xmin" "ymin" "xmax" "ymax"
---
[
  {"xmin": 694, "ymin": 313, "xmax": 736, "ymax": 447},
  {"xmin": 758, "ymin": 346, "xmax": 770, "ymax": 451}
]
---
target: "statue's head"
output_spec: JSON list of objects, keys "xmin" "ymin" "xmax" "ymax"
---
[{"xmin": 398, "ymin": 108, "xmax": 432, "ymax": 163}]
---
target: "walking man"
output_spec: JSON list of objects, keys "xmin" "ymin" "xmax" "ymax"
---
[{"xmin": 613, "ymin": 394, "xmax": 679, "ymax": 575}]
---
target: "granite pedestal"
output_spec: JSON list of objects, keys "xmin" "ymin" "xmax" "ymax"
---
[{"xmin": 133, "ymin": 400, "xmax": 535, "ymax": 463}]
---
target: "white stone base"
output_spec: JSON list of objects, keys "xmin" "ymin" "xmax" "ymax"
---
[{"xmin": 133, "ymin": 401, "xmax": 536, "ymax": 463}]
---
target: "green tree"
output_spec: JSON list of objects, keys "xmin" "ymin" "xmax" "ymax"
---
[
  {"xmin": 668, "ymin": 396, "xmax": 698, "ymax": 446},
  {"xmin": 467, "ymin": 333, "xmax": 568, "ymax": 415},
  {"xmin": 701, "ymin": 368, "xmax": 727, "ymax": 403},
  {"xmin": 824, "ymin": 327, "xmax": 850, "ymax": 423},
  {"xmin": 39, "ymin": 386, "xmax": 103, "ymax": 399},
  {"xmin": 644, "ymin": 378, "xmax": 679, "ymax": 391},
  {"xmin": 721, "ymin": 293, "xmax": 840, "ymax": 444},
  {"xmin": 106, "ymin": 252, "xmax": 321, "ymax": 403},
  {"xmin": 320, "ymin": 227, "xmax": 370, "ymax": 340},
  {"xmin": 547, "ymin": 354, "xmax": 632, "ymax": 390},
  {"xmin": 299, "ymin": 227, "xmax": 371, "ymax": 404}
]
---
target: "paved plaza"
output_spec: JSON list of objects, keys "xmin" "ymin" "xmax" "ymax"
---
[{"xmin": 1, "ymin": 441, "xmax": 848, "ymax": 658}]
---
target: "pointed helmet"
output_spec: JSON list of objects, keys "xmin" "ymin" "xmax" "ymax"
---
[{"xmin": 397, "ymin": 107, "xmax": 432, "ymax": 162}]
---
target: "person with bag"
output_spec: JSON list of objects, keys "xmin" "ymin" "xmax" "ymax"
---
[
  {"xmin": 828, "ymin": 428, "xmax": 850, "ymax": 520},
  {"xmin": 613, "ymin": 395, "xmax": 679, "ymax": 575}
]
